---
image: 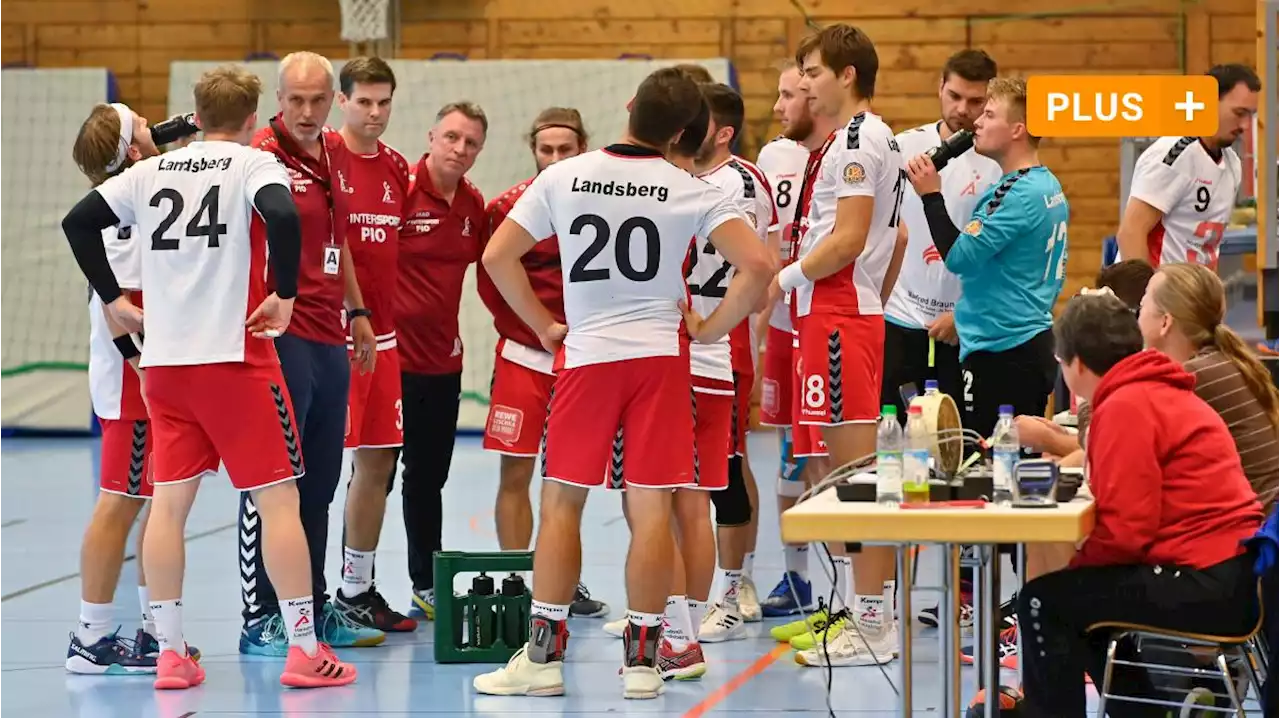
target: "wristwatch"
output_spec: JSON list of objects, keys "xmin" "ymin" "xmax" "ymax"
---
[{"xmin": 349, "ymin": 308, "xmax": 373, "ymax": 321}]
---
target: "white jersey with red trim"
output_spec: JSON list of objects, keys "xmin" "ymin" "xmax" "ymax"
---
[
  {"xmin": 795, "ymin": 111, "xmax": 904, "ymax": 318},
  {"xmin": 1124, "ymin": 135, "xmax": 1241, "ymax": 270},
  {"xmin": 88, "ymin": 226, "xmax": 144, "ymax": 420},
  {"xmin": 95, "ymin": 140, "xmax": 292, "ymax": 368},
  {"xmin": 756, "ymin": 137, "xmax": 810, "ymax": 331},
  {"xmin": 686, "ymin": 155, "xmax": 775, "ymax": 384},
  {"xmin": 884, "ymin": 121, "xmax": 1002, "ymax": 330},
  {"xmin": 504, "ymin": 143, "xmax": 741, "ymax": 370}
]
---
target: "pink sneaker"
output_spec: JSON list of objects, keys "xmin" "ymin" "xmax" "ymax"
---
[
  {"xmin": 154, "ymin": 649, "xmax": 206, "ymax": 690},
  {"xmin": 280, "ymin": 643, "xmax": 358, "ymax": 688}
]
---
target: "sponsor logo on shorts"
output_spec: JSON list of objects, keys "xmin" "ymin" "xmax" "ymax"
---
[
  {"xmin": 761, "ymin": 378, "xmax": 779, "ymax": 415},
  {"xmin": 487, "ymin": 404, "xmax": 524, "ymax": 445}
]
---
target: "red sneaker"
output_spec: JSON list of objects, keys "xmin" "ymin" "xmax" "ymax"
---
[
  {"xmin": 280, "ymin": 643, "xmax": 358, "ymax": 688},
  {"xmin": 154, "ymin": 649, "xmax": 206, "ymax": 690}
]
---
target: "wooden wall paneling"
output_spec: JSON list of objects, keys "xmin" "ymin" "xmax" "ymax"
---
[
  {"xmin": 4, "ymin": 0, "xmax": 139, "ymax": 25},
  {"xmin": 498, "ymin": 19, "xmax": 722, "ymax": 46}
]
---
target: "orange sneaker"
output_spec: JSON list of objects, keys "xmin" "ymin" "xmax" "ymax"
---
[
  {"xmin": 154, "ymin": 649, "xmax": 206, "ymax": 690},
  {"xmin": 280, "ymin": 643, "xmax": 358, "ymax": 688}
]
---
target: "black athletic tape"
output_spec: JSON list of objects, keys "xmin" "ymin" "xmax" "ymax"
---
[{"xmin": 113, "ymin": 334, "xmax": 141, "ymax": 360}]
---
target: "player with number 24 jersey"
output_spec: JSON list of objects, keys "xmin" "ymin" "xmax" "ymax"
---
[
  {"xmin": 504, "ymin": 143, "xmax": 741, "ymax": 490},
  {"xmin": 754, "ymin": 136, "xmax": 809, "ymax": 428},
  {"xmin": 789, "ymin": 112, "xmax": 904, "ymax": 426},
  {"xmin": 1124, "ymin": 135, "xmax": 1241, "ymax": 269}
]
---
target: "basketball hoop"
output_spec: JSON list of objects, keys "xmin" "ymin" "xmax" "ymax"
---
[{"xmin": 339, "ymin": 0, "xmax": 390, "ymax": 43}]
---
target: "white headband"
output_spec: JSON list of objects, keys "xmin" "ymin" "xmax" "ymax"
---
[{"xmin": 105, "ymin": 103, "xmax": 135, "ymax": 174}]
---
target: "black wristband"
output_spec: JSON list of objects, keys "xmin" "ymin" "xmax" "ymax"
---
[
  {"xmin": 349, "ymin": 308, "xmax": 372, "ymax": 321},
  {"xmin": 113, "ymin": 334, "xmax": 141, "ymax": 360}
]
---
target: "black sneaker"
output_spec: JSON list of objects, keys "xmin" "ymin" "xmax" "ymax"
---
[
  {"xmin": 569, "ymin": 582, "xmax": 608, "ymax": 618},
  {"xmin": 335, "ymin": 585, "xmax": 419, "ymax": 632}
]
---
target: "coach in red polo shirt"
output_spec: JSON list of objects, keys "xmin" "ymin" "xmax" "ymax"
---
[
  {"xmin": 393, "ymin": 101, "xmax": 488, "ymax": 617},
  {"xmin": 235, "ymin": 52, "xmax": 383, "ymax": 654}
]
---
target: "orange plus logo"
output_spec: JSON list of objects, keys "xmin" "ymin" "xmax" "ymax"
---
[{"xmin": 1026, "ymin": 75, "xmax": 1219, "ymax": 138}]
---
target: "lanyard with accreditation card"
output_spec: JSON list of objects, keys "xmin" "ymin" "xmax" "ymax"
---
[
  {"xmin": 270, "ymin": 117, "xmax": 342, "ymax": 277},
  {"xmin": 782, "ymin": 129, "xmax": 838, "ymax": 308}
]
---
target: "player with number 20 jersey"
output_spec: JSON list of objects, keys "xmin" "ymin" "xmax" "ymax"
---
[
  {"xmin": 754, "ymin": 136, "xmax": 809, "ymax": 428},
  {"xmin": 784, "ymin": 112, "xmax": 905, "ymax": 426},
  {"xmin": 94, "ymin": 141, "xmax": 305, "ymax": 491},
  {"xmin": 507, "ymin": 144, "xmax": 743, "ymax": 489}
]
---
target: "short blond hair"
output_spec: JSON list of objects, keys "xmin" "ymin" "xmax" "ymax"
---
[
  {"xmin": 987, "ymin": 76, "xmax": 1039, "ymax": 146},
  {"xmin": 72, "ymin": 104, "xmax": 127, "ymax": 186},
  {"xmin": 194, "ymin": 64, "xmax": 262, "ymax": 134}
]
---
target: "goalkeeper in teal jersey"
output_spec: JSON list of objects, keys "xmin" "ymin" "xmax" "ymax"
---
[{"xmin": 905, "ymin": 77, "xmax": 1068, "ymax": 437}]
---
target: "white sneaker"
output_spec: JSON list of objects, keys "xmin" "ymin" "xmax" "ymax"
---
[
  {"xmin": 621, "ymin": 665, "xmax": 664, "ymax": 699},
  {"xmin": 602, "ymin": 617, "xmax": 627, "ymax": 638},
  {"xmin": 473, "ymin": 645, "xmax": 565, "ymax": 696},
  {"xmin": 794, "ymin": 622, "xmax": 896, "ymax": 667},
  {"xmin": 739, "ymin": 576, "xmax": 762, "ymax": 622},
  {"xmin": 698, "ymin": 603, "xmax": 747, "ymax": 643}
]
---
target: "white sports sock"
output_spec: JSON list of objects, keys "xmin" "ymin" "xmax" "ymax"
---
[
  {"xmin": 138, "ymin": 587, "xmax": 157, "ymax": 636},
  {"xmin": 687, "ymin": 598, "xmax": 708, "ymax": 633},
  {"xmin": 531, "ymin": 600, "xmax": 570, "ymax": 622},
  {"xmin": 662, "ymin": 595, "xmax": 692, "ymax": 650},
  {"xmin": 882, "ymin": 579, "xmax": 898, "ymax": 622},
  {"xmin": 77, "ymin": 601, "xmax": 114, "ymax": 645},
  {"xmin": 341, "ymin": 546, "xmax": 374, "ymax": 597},
  {"xmin": 719, "ymin": 569, "xmax": 744, "ymax": 609},
  {"xmin": 855, "ymin": 594, "xmax": 886, "ymax": 632},
  {"xmin": 149, "ymin": 599, "xmax": 186, "ymax": 657},
  {"xmin": 626, "ymin": 609, "xmax": 663, "ymax": 627},
  {"xmin": 784, "ymin": 545, "xmax": 809, "ymax": 579},
  {"xmin": 281, "ymin": 596, "xmax": 319, "ymax": 657},
  {"xmin": 831, "ymin": 556, "xmax": 853, "ymax": 610},
  {"xmin": 742, "ymin": 552, "xmax": 755, "ymax": 578}
]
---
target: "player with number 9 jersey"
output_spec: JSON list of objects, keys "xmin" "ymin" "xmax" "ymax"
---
[
  {"xmin": 782, "ymin": 111, "xmax": 904, "ymax": 426},
  {"xmin": 699, "ymin": 156, "xmax": 775, "ymax": 457},
  {"xmin": 92, "ymin": 140, "xmax": 306, "ymax": 493},
  {"xmin": 754, "ymin": 136, "xmax": 809, "ymax": 428},
  {"xmin": 504, "ymin": 143, "xmax": 743, "ymax": 491},
  {"xmin": 1122, "ymin": 135, "xmax": 1242, "ymax": 270}
]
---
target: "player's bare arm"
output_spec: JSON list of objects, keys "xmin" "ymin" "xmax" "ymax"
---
[
  {"xmin": 245, "ymin": 184, "xmax": 303, "ymax": 338},
  {"xmin": 880, "ymin": 222, "xmax": 908, "ymax": 308},
  {"xmin": 1115, "ymin": 197, "xmax": 1163, "ymax": 266},
  {"xmin": 482, "ymin": 218, "xmax": 564, "ymax": 351},
  {"xmin": 341, "ymin": 241, "xmax": 377, "ymax": 373},
  {"xmin": 757, "ymin": 227, "xmax": 784, "ymax": 315},
  {"xmin": 690, "ymin": 216, "xmax": 772, "ymax": 343},
  {"xmin": 62, "ymin": 193, "xmax": 143, "ymax": 334},
  {"xmin": 792, "ymin": 194, "xmax": 875, "ymax": 282}
]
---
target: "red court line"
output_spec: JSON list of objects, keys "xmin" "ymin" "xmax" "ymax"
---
[{"xmin": 682, "ymin": 644, "xmax": 789, "ymax": 718}]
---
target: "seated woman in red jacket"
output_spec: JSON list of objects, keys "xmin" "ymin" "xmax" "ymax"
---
[{"xmin": 1017, "ymin": 292, "xmax": 1263, "ymax": 718}]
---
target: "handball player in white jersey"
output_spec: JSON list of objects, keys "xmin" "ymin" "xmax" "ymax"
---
[
  {"xmin": 61, "ymin": 64, "xmax": 357, "ymax": 691},
  {"xmin": 473, "ymin": 66, "xmax": 772, "ymax": 700},
  {"xmin": 1116, "ymin": 64, "xmax": 1258, "ymax": 270},
  {"xmin": 691, "ymin": 83, "xmax": 777, "ymax": 639},
  {"xmin": 64, "ymin": 102, "xmax": 207, "ymax": 675}
]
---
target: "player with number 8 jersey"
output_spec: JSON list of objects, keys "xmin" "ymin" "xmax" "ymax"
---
[{"xmin": 472, "ymin": 67, "xmax": 772, "ymax": 700}]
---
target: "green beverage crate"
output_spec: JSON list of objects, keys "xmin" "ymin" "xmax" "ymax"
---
[{"xmin": 432, "ymin": 550, "xmax": 534, "ymax": 664}]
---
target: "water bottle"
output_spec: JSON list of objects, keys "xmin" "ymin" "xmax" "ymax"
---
[
  {"xmin": 991, "ymin": 405, "xmax": 1019, "ymax": 506},
  {"xmin": 469, "ymin": 573, "xmax": 498, "ymax": 649},
  {"xmin": 903, "ymin": 405, "xmax": 931, "ymax": 504},
  {"xmin": 876, "ymin": 405, "xmax": 904, "ymax": 505},
  {"xmin": 923, "ymin": 379, "xmax": 938, "ymax": 396}
]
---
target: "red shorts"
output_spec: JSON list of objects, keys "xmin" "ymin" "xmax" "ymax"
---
[
  {"xmin": 483, "ymin": 352, "xmax": 556, "ymax": 457},
  {"xmin": 345, "ymin": 347, "xmax": 403, "ymax": 449},
  {"xmin": 145, "ymin": 362, "xmax": 304, "ymax": 491},
  {"xmin": 791, "ymin": 333, "xmax": 829, "ymax": 458},
  {"xmin": 98, "ymin": 418, "xmax": 153, "ymax": 498},
  {"xmin": 731, "ymin": 369, "xmax": 752, "ymax": 457},
  {"xmin": 608, "ymin": 378, "xmax": 733, "ymax": 492},
  {"xmin": 759, "ymin": 326, "xmax": 793, "ymax": 427},
  {"xmin": 544, "ymin": 354, "xmax": 696, "ymax": 490},
  {"xmin": 796, "ymin": 313, "xmax": 886, "ymax": 426}
]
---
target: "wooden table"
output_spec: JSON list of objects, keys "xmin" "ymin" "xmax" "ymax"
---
[{"xmin": 781, "ymin": 489, "xmax": 1096, "ymax": 718}]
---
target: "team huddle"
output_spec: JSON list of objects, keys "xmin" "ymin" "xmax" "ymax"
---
[{"xmin": 59, "ymin": 19, "xmax": 1258, "ymax": 700}]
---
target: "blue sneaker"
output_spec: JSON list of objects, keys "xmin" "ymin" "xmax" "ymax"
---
[
  {"xmin": 317, "ymin": 601, "xmax": 385, "ymax": 647},
  {"xmin": 65, "ymin": 629, "xmax": 156, "ymax": 675},
  {"xmin": 407, "ymin": 591, "xmax": 434, "ymax": 620},
  {"xmin": 239, "ymin": 612, "xmax": 290, "ymax": 656},
  {"xmin": 134, "ymin": 628, "xmax": 201, "ymax": 663},
  {"xmin": 759, "ymin": 571, "xmax": 814, "ymax": 617}
]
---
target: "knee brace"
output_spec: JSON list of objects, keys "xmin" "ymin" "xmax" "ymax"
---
[
  {"xmin": 777, "ymin": 428, "xmax": 807, "ymax": 497},
  {"xmin": 712, "ymin": 456, "xmax": 753, "ymax": 526}
]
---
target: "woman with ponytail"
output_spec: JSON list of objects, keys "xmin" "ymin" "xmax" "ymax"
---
[{"xmin": 1139, "ymin": 262, "xmax": 1279, "ymax": 512}]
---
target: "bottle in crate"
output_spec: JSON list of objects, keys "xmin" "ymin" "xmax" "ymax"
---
[
  {"xmin": 500, "ymin": 573, "xmax": 530, "ymax": 648},
  {"xmin": 469, "ymin": 573, "xmax": 498, "ymax": 649}
]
